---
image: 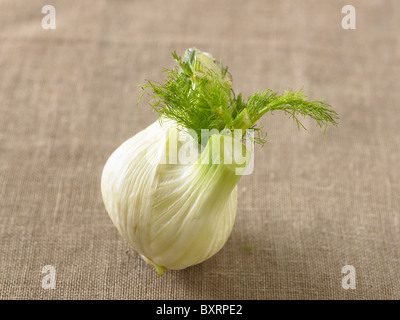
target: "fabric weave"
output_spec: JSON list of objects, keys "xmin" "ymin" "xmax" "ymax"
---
[{"xmin": 0, "ymin": 0, "xmax": 399, "ymax": 299}]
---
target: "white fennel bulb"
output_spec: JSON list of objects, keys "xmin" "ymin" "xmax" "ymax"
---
[
  {"xmin": 101, "ymin": 48, "xmax": 338, "ymax": 275},
  {"xmin": 101, "ymin": 120, "xmax": 249, "ymax": 275}
]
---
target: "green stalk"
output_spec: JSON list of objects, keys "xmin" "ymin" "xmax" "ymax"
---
[{"xmin": 140, "ymin": 48, "xmax": 339, "ymax": 146}]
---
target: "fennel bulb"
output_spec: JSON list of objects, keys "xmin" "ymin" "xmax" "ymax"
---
[
  {"xmin": 102, "ymin": 120, "xmax": 248, "ymax": 275},
  {"xmin": 101, "ymin": 48, "xmax": 338, "ymax": 275}
]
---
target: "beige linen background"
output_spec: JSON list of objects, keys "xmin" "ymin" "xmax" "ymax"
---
[{"xmin": 1, "ymin": 0, "xmax": 399, "ymax": 299}]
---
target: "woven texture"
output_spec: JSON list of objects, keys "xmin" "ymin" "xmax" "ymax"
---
[{"xmin": 1, "ymin": 0, "xmax": 399, "ymax": 299}]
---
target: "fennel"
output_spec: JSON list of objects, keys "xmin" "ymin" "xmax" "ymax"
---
[{"xmin": 102, "ymin": 48, "xmax": 338, "ymax": 276}]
